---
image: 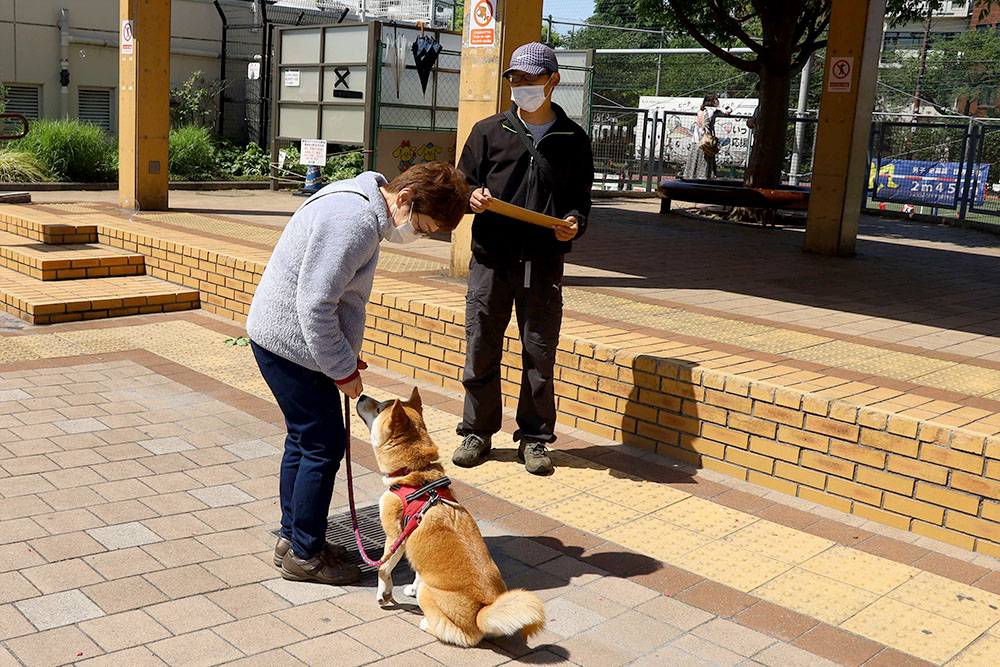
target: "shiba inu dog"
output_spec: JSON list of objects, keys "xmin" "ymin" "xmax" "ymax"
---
[{"xmin": 356, "ymin": 388, "xmax": 545, "ymax": 647}]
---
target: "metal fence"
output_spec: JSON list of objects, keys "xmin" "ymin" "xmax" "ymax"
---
[
  {"xmin": 591, "ymin": 105, "xmax": 817, "ymax": 192},
  {"xmin": 866, "ymin": 116, "xmax": 1000, "ymax": 226}
]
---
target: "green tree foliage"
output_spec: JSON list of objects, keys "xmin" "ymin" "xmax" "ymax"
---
[
  {"xmin": 878, "ymin": 29, "xmax": 1000, "ymax": 116},
  {"xmin": 170, "ymin": 70, "xmax": 228, "ymax": 129}
]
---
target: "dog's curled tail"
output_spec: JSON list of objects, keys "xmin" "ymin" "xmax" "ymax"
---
[{"xmin": 476, "ymin": 589, "xmax": 546, "ymax": 640}]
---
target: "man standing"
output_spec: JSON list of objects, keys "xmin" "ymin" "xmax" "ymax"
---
[{"xmin": 453, "ymin": 42, "xmax": 594, "ymax": 475}]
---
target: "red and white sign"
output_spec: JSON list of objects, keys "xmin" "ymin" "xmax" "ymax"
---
[
  {"xmin": 299, "ymin": 139, "xmax": 328, "ymax": 167},
  {"xmin": 827, "ymin": 57, "xmax": 853, "ymax": 93},
  {"xmin": 470, "ymin": 0, "xmax": 495, "ymax": 47},
  {"xmin": 121, "ymin": 20, "xmax": 134, "ymax": 55}
]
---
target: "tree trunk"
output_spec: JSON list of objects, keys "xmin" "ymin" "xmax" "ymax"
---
[{"xmin": 745, "ymin": 63, "xmax": 793, "ymax": 189}]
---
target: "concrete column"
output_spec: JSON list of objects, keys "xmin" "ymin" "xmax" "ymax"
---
[
  {"xmin": 118, "ymin": 0, "xmax": 171, "ymax": 212},
  {"xmin": 450, "ymin": 0, "xmax": 543, "ymax": 278},
  {"xmin": 803, "ymin": 0, "xmax": 886, "ymax": 256}
]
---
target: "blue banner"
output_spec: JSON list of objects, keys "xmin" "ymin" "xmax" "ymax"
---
[{"xmin": 870, "ymin": 160, "xmax": 990, "ymax": 207}]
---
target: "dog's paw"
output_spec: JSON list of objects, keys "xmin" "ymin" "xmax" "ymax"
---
[
  {"xmin": 403, "ymin": 583, "xmax": 418, "ymax": 597},
  {"xmin": 377, "ymin": 592, "xmax": 396, "ymax": 607},
  {"xmin": 419, "ymin": 618, "xmax": 430, "ymax": 632}
]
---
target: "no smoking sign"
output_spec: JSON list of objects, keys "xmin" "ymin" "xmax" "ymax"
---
[{"xmin": 827, "ymin": 56, "xmax": 853, "ymax": 93}]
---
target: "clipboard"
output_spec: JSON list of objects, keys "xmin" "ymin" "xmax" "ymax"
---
[{"xmin": 485, "ymin": 198, "xmax": 573, "ymax": 229}]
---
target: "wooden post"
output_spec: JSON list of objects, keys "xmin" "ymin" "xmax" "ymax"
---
[
  {"xmin": 450, "ymin": 0, "xmax": 543, "ymax": 278},
  {"xmin": 118, "ymin": 0, "xmax": 171, "ymax": 212},
  {"xmin": 803, "ymin": 0, "xmax": 886, "ymax": 256}
]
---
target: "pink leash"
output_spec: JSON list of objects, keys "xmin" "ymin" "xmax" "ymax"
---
[{"xmin": 343, "ymin": 397, "xmax": 409, "ymax": 568}]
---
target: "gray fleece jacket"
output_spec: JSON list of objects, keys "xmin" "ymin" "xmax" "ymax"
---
[{"xmin": 247, "ymin": 172, "xmax": 393, "ymax": 382}]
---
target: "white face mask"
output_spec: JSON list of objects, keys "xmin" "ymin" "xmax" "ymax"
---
[
  {"xmin": 386, "ymin": 196, "xmax": 420, "ymax": 244},
  {"xmin": 511, "ymin": 81, "xmax": 550, "ymax": 113}
]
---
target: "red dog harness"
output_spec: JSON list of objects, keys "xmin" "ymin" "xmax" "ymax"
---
[{"xmin": 389, "ymin": 471, "xmax": 455, "ymax": 542}]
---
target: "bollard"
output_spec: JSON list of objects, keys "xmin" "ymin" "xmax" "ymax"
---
[{"xmin": 300, "ymin": 165, "xmax": 323, "ymax": 195}]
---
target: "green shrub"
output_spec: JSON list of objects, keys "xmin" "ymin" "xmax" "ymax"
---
[
  {"xmin": 0, "ymin": 150, "xmax": 50, "ymax": 183},
  {"xmin": 170, "ymin": 70, "xmax": 226, "ymax": 128},
  {"xmin": 13, "ymin": 119, "xmax": 115, "ymax": 182},
  {"xmin": 169, "ymin": 125, "xmax": 217, "ymax": 180},
  {"xmin": 219, "ymin": 141, "xmax": 270, "ymax": 178}
]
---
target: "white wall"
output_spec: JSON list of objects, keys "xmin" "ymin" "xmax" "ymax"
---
[{"xmin": 1, "ymin": 0, "xmax": 226, "ymax": 128}]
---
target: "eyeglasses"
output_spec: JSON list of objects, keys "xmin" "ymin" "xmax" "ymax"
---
[{"xmin": 506, "ymin": 72, "xmax": 550, "ymax": 84}]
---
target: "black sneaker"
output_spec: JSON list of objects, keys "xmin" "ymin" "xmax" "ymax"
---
[
  {"xmin": 518, "ymin": 440, "xmax": 553, "ymax": 476},
  {"xmin": 452, "ymin": 433, "xmax": 492, "ymax": 467}
]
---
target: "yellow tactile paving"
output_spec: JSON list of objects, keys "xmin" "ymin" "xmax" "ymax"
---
[
  {"xmin": 752, "ymin": 568, "xmax": 879, "ymax": 625},
  {"xmin": 889, "ymin": 571, "xmax": 1000, "ymax": 632},
  {"xmin": 588, "ymin": 477, "xmax": 689, "ymax": 513},
  {"xmin": 138, "ymin": 212, "xmax": 284, "ymax": 245},
  {"xmin": 800, "ymin": 546, "xmax": 920, "ymax": 595},
  {"xmin": 673, "ymin": 540, "xmax": 791, "ymax": 592},
  {"xmin": 480, "ymin": 474, "xmax": 577, "ymax": 510},
  {"xmin": 842, "ymin": 597, "xmax": 982, "ymax": 665},
  {"xmin": 949, "ymin": 635, "xmax": 1000, "ymax": 666},
  {"xmin": 722, "ymin": 521, "xmax": 834, "ymax": 565},
  {"xmin": 542, "ymin": 494, "xmax": 642, "ymax": 534},
  {"xmin": 653, "ymin": 496, "xmax": 757, "ymax": 539},
  {"xmin": 600, "ymin": 515, "xmax": 712, "ymax": 562}
]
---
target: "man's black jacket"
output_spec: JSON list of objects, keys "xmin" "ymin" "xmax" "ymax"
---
[{"xmin": 457, "ymin": 103, "xmax": 594, "ymax": 265}]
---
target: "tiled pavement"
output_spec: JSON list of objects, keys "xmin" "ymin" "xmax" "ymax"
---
[{"xmin": 2, "ymin": 312, "xmax": 1000, "ymax": 666}]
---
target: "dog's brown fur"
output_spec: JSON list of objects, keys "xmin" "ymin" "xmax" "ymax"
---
[{"xmin": 359, "ymin": 388, "xmax": 545, "ymax": 647}]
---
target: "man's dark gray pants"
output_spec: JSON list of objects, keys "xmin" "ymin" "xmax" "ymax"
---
[{"xmin": 458, "ymin": 255, "xmax": 563, "ymax": 445}]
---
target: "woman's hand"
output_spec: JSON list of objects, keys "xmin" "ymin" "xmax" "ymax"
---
[
  {"xmin": 470, "ymin": 187, "xmax": 492, "ymax": 213},
  {"xmin": 555, "ymin": 216, "xmax": 579, "ymax": 242},
  {"xmin": 337, "ymin": 375, "xmax": 364, "ymax": 399}
]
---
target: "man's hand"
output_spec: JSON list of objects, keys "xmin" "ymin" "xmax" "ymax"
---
[
  {"xmin": 337, "ymin": 375, "xmax": 364, "ymax": 399},
  {"xmin": 554, "ymin": 216, "xmax": 579, "ymax": 242},
  {"xmin": 470, "ymin": 187, "xmax": 492, "ymax": 213}
]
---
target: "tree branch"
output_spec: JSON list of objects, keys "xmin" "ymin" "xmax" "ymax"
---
[
  {"xmin": 705, "ymin": 0, "xmax": 765, "ymax": 55},
  {"xmin": 666, "ymin": 1, "xmax": 759, "ymax": 72},
  {"xmin": 790, "ymin": 39, "xmax": 827, "ymax": 72}
]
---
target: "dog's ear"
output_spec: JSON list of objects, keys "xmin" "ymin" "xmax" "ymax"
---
[
  {"xmin": 388, "ymin": 399, "xmax": 409, "ymax": 432},
  {"xmin": 407, "ymin": 386, "xmax": 422, "ymax": 412}
]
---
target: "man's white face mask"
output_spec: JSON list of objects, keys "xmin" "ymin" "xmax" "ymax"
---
[
  {"xmin": 511, "ymin": 80, "xmax": 551, "ymax": 113},
  {"xmin": 386, "ymin": 194, "xmax": 420, "ymax": 244}
]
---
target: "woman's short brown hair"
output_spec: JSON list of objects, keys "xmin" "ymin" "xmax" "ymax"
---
[{"xmin": 385, "ymin": 161, "xmax": 471, "ymax": 232}]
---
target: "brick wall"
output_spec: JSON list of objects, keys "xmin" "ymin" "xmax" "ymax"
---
[
  {"xmin": 361, "ymin": 290, "xmax": 1000, "ymax": 557},
  {"xmin": 96, "ymin": 227, "xmax": 263, "ymax": 323}
]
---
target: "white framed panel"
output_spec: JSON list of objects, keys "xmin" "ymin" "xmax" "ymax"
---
[
  {"xmin": 281, "ymin": 28, "xmax": 321, "ymax": 63},
  {"xmin": 323, "ymin": 66, "xmax": 367, "ymax": 103},
  {"xmin": 278, "ymin": 104, "xmax": 318, "ymax": 139},
  {"xmin": 324, "ymin": 25, "xmax": 371, "ymax": 63},
  {"xmin": 321, "ymin": 106, "xmax": 366, "ymax": 144},
  {"xmin": 279, "ymin": 67, "xmax": 321, "ymax": 102}
]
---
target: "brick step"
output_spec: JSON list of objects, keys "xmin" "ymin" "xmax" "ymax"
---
[
  {"xmin": 0, "ymin": 264, "xmax": 199, "ymax": 324},
  {"xmin": 0, "ymin": 208, "xmax": 96, "ymax": 244},
  {"xmin": 0, "ymin": 230, "xmax": 145, "ymax": 281}
]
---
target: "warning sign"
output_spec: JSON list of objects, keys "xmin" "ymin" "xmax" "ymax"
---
[
  {"xmin": 121, "ymin": 20, "xmax": 134, "ymax": 55},
  {"xmin": 470, "ymin": 0, "xmax": 495, "ymax": 47},
  {"xmin": 828, "ymin": 57, "xmax": 853, "ymax": 93},
  {"xmin": 300, "ymin": 139, "xmax": 328, "ymax": 167}
]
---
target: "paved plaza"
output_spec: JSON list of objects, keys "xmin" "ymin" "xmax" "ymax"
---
[{"xmin": 2, "ymin": 192, "xmax": 1000, "ymax": 665}]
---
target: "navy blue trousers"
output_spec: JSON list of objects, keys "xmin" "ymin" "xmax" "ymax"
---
[{"xmin": 251, "ymin": 341, "xmax": 346, "ymax": 559}]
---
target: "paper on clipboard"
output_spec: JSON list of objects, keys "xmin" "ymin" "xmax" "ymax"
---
[{"xmin": 485, "ymin": 198, "xmax": 573, "ymax": 229}]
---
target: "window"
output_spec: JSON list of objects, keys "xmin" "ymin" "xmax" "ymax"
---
[
  {"xmin": 977, "ymin": 24, "xmax": 991, "ymax": 31},
  {"xmin": 78, "ymin": 88, "xmax": 113, "ymax": 132},
  {"xmin": 3, "ymin": 86, "xmax": 41, "ymax": 118}
]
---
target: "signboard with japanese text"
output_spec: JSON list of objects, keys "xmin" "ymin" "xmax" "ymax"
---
[
  {"xmin": 870, "ymin": 160, "xmax": 990, "ymax": 207},
  {"xmin": 635, "ymin": 96, "xmax": 759, "ymax": 167},
  {"xmin": 828, "ymin": 57, "xmax": 853, "ymax": 93},
  {"xmin": 299, "ymin": 139, "xmax": 328, "ymax": 166},
  {"xmin": 121, "ymin": 20, "xmax": 134, "ymax": 55},
  {"xmin": 470, "ymin": 0, "xmax": 496, "ymax": 46}
]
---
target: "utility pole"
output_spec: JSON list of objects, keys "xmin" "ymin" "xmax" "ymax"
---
[
  {"xmin": 912, "ymin": 5, "xmax": 933, "ymax": 118},
  {"xmin": 655, "ymin": 27, "xmax": 665, "ymax": 97}
]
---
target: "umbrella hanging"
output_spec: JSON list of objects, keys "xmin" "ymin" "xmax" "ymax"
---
[
  {"xmin": 385, "ymin": 25, "xmax": 409, "ymax": 98},
  {"xmin": 411, "ymin": 22, "xmax": 442, "ymax": 95}
]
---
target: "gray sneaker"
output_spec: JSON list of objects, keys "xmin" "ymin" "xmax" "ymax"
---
[
  {"xmin": 281, "ymin": 547, "xmax": 360, "ymax": 585},
  {"xmin": 518, "ymin": 440, "xmax": 553, "ymax": 476},
  {"xmin": 452, "ymin": 433, "xmax": 492, "ymax": 467},
  {"xmin": 273, "ymin": 536, "xmax": 346, "ymax": 568}
]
